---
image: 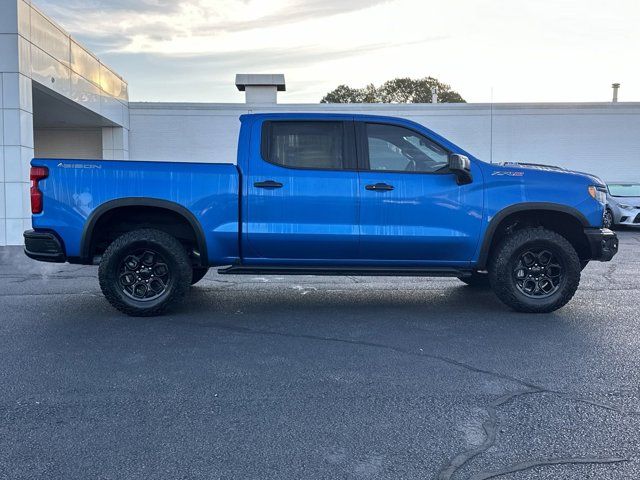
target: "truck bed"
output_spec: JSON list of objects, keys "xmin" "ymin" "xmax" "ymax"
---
[{"xmin": 31, "ymin": 158, "xmax": 241, "ymax": 265}]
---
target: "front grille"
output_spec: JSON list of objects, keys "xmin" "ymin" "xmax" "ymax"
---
[{"xmin": 634, "ymin": 214, "xmax": 640, "ymax": 224}]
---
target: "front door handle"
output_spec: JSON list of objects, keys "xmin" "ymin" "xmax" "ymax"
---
[
  {"xmin": 365, "ymin": 183, "xmax": 394, "ymax": 192},
  {"xmin": 254, "ymin": 180, "xmax": 283, "ymax": 189}
]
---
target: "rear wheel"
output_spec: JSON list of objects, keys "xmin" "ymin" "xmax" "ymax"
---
[
  {"xmin": 458, "ymin": 271, "xmax": 490, "ymax": 288},
  {"xmin": 98, "ymin": 229, "xmax": 192, "ymax": 316},
  {"xmin": 489, "ymin": 227, "xmax": 581, "ymax": 313},
  {"xmin": 191, "ymin": 267, "xmax": 209, "ymax": 285}
]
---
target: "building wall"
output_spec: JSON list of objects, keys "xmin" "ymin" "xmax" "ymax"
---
[
  {"xmin": 129, "ymin": 103, "xmax": 243, "ymax": 163},
  {"xmin": 34, "ymin": 128, "xmax": 102, "ymax": 159},
  {"xmin": 0, "ymin": 0, "xmax": 129, "ymax": 245},
  {"xmin": 129, "ymin": 102, "xmax": 640, "ymax": 183}
]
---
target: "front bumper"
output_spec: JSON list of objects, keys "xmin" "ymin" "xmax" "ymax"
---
[
  {"xmin": 584, "ymin": 228, "xmax": 618, "ymax": 262},
  {"xmin": 23, "ymin": 230, "xmax": 66, "ymax": 263},
  {"xmin": 616, "ymin": 210, "xmax": 640, "ymax": 226}
]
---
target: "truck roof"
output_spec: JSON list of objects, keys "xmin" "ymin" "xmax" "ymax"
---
[
  {"xmin": 240, "ymin": 112, "xmax": 407, "ymax": 122},
  {"xmin": 239, "ymin": 112, "xmax": 471, "ymax": 158}
]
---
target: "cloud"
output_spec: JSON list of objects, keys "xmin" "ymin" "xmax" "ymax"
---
[
  {"xmin": 34, "ymin": 0, "xmax": 390, "ymax": 54},
  {"xmin": 135, "ymin": 37, "xmax": 439, "ymax": 72},
  {"xmin": 27, "ymin": 0, "xmax": 640, "ymax": 104},
  {"xmin": 100, "ymin": 34, "xmax": 445, "ymax": 102},
  {"xmin": 37, "ymin": 0, "xmax": 181, "ymax": 15},
  {"xmin": 195, "ymin": 0, "xmax": 391, "ymax": 34},
  {"xmin": 33, "ymin": 0, "xmax": 418, "ymax": 102}
]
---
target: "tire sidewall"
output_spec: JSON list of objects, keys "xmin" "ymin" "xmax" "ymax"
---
[
  {"xmin": 490, "ymin": 228, "xmax": 581, "ymax": 313},
  {"xmin": 99, "ymin": 230, "xmax": 191, "ymax": 315}
]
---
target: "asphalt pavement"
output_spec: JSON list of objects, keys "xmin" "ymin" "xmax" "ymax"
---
[{"xmin": 1, "ymin": 230, "xmax": 639, "ymax": 479}]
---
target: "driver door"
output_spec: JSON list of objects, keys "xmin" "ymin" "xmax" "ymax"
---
[{"xmin": 357, "ymin": 121, "xmax": 483, "ymax": 265}]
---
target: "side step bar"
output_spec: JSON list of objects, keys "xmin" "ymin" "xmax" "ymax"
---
[{"xmin": 218, "ymin": 265, "xmax": 471, "ymax": 278}]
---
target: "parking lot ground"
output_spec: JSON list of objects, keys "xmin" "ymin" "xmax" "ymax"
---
[{"xmin": 1, "ymin": 230, "xmax": 639, "ymax": 480}]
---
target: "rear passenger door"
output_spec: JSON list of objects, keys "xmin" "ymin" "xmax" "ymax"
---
[{"xmin": 245, "ymin": 119, "xmax": 360, "ymax": 263}]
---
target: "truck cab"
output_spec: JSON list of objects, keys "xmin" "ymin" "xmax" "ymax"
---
[
  {"xmin": 24, "ymin": 113, "xmax": 618, "ymax": 316},
  {"xmin": 238, "ymin": 114, "xmax": 482, "ymax": 267}
]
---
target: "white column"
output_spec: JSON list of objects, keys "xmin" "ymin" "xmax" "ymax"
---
[
  {"xmin": 102, "ymin": 126, "xmax": 130, "ymax": 160},
  {"xmin": 1, "ymin": 0, "xmax": 34, "ymax": 246}
]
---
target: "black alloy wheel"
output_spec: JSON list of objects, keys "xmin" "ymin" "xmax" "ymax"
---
[
  {"xmin": 603, "ymin": 209, "xmax": 614, "ymax": 229},
  {"xmin": 513, "ymin": 248, "xmax": 563, "ymax": 298},
  {"xmin": 118, "ymin": 249, "xmax": 172, "ymax": 301},
  {"xmin": 99, "ymin": 229, "xmax": 192, "ymax": 316}
]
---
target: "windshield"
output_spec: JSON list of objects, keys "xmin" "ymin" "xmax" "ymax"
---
[{"xmin": 608, "ymin": 184, "xmax": 640, "ymax": 197}]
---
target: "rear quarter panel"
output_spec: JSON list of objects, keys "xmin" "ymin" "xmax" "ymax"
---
[{"xmin": 31, "ymin": 159, "xmax": 240, "ymax": 265}]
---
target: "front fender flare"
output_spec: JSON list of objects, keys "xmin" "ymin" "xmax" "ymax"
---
[{"xmin": 476, "ymin": 202, "xmax": 590, "ymax": 270}]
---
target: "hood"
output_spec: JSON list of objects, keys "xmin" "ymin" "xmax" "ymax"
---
[
  {"xmin": 500, "ymin": 162, "xmax": 605, "ymax": 186},
  {"xmin": 608, "ymin": 195, "xmax": 640, "ymax": 207}
]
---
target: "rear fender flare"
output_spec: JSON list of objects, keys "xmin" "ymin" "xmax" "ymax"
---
[{"xmin": 80, "ymin": 198, "xmax": 208, "ymax": 264}]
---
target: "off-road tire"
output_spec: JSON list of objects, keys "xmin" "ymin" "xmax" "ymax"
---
[
  {"xmin": 458, "ymin": 271, "xmax": 490, "ymax": 288},
  {"xmin": 489, "ymin": 227, "xmax": 581, "ymax": 313},
  {"xmin": 99, "ymin": 229, "xmax": 192, "ymax": 317},
  {"xmin": 191, "ymin": 267, "xmax": 209, "ymax": 285}
]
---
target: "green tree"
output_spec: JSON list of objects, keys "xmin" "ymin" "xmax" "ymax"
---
[{"xmin": 320, "ymin": 77, "xmax": 466, "ymax": 104}]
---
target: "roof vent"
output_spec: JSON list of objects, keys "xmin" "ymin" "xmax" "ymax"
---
[
  {"xmin": 612, "ymin": 83, "xmax": 620, "ymax": 103},
  {"xmin": 235, "ymin": 74, "xmax": 286, "ymax": 104}
]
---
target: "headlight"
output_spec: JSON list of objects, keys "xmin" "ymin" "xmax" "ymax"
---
[
  {"xmin": 588, "ymin": 186, "xmax": 607, "ymax": 204},
  {"xmin": 619, "ymin": 204, "xmax": 634, "ymax": 210}
]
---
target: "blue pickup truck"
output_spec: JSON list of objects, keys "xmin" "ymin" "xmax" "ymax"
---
[{"xmin": 24, "ymin": 113, "xmax": 618, "ymax": 316}]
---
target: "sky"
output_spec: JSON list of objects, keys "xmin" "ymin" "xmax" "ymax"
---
[{"xmin": 36, "ymin": 0, "xmax": 640, "ymax": 104}]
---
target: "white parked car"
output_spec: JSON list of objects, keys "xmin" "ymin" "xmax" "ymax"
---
[{"xmin": 605, "ymin": 183, "xmax": 640, "ymax": 228}]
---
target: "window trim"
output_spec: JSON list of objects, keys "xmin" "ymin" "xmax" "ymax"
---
[
  {"xmin": 260, "ymin": 120, "xmax": 358, "ymax": 172},
  {"xmin": 356, "ymin": 121, "xmax": 454, "ymax": 175}
]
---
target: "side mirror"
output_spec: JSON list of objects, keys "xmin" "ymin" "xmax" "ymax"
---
[{"xmin": 449, "ymin": 154, "xmax": 473, "ymax": 185}]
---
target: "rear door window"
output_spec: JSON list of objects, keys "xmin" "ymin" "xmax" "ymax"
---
[{"xmin": 262, "ymin": 121, "xmax": 353, "ymax": 170}]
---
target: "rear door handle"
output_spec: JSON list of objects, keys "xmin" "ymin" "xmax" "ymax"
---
[
  {"xmin": 365, "ymin": 183, "xmax": 394, "ymax": 192},
  {"xmin": 254, "ymin": 180, "xmax": 283, "ymax": 189}
]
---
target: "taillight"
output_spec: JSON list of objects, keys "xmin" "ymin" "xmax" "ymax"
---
[{"xmin": 30, "ymin": 166, "xmax": 48, "ymax": 214}]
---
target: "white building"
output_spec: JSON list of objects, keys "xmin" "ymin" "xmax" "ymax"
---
[{"xmin": 1, "ymin": 0, "xmax": 639, "ymax": 246}]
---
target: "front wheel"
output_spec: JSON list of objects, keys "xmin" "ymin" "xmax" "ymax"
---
[
  {"xmin": 98, "ymin": 229, "xmax": 192, "ymax": 317},
  {"xmin": 603, "ymin": 208, "xmax": 614, "ymax": 229},
  {"xmin": 489, "ymin": 227, "xmax": 581, "ymax": 313}
]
